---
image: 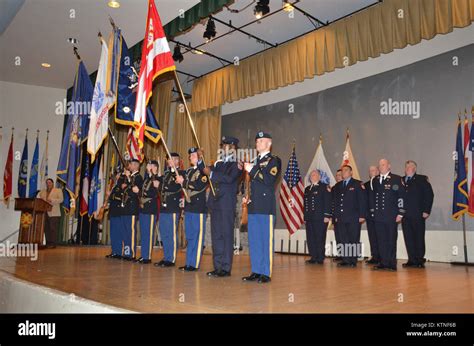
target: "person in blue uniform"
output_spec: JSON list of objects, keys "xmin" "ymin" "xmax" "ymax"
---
[
  {"xmin": 176, "ymin": 147, "xmax": 209, "ymax": 271},
  {"xmin": 154, "ymin": 153, "xmax": 184, "ymax": 268},
  {"xmin": 304, "ymin": 169, "xmax": 332, "ymax": 264},
  {"xmin": 331, "ymin": 165, "xmax": 366, "ymax": 267},
  {"xmin": 105, "ymin": 170, "xmax": 125, "ymax": 259},
  {"xmin": 333, "ymin": 168, "xmax": 343, "ymax": 261},
  {"xmin": 242, "ymin": 131, "xmax": 281, "ymax": 284},
  {"xmin": 121, "ymin": 159, "xmax": 143, "ymax": 261},
  {"xmin": 200, "ymin": 136, "xmax": 242, "ymax": 278},
  {"xmin": 136, "ymin": 160, "xmax": 160, "ymax": 264},
  {"xmin": 364, "ymin": 165, "xmax": 380, "ymax": 265},
  {"xmin": 401, "ymin": 160, "xmax": 433, "ymax": 268},
  {"xmin": 369, "ymin": 158, "xmax": 406, "ymax": 271}
]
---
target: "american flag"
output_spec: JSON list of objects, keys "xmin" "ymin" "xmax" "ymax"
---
[
  {"xmin": 279, "ymin": 147, "xmax": 305, "ymax": 234},
  {"xmin": 126, "ymin": 127, "xmax": 143, "ymax": 162}
]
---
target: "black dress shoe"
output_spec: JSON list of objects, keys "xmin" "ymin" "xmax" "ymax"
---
[
  {"xmin": 242, "ymin": 273, "xmax": 260, "ymax": 281},
  {"xmin": 217, "ymin": 270, "xmax": 231, "ymax": 277},
  {"xmin": 366, "ymin": 258, "xmax": 379, "ymax": 264},
  {"xmin": 162, "ymin": 261, "xmax": 175, "ymax": 267},
  {"xmin": 134, "ymin": 257, "xmax": 143, "ymax": 263},
  {"xmin": 138, "ymin": 258, "xmax": 151, "ymax": 264},
  {"xmin": 179, "ymin": 266, "xmax": 189, "ymax": 271},
  {"xmin": 207, "ymin": 270, "xmax": 220, "ymax": 277},
  {"xmin": 258, "ymin": 275, "xmax": 271, "ymax": 283},
  {"xmin": 372, "ymin": 264, "xmax": 385, "ymax": 270},
  {"xmin": 402, "ymin": 261, "xmax": 415, "ymax": 268},
  {"xmin": 123, "ymin": 256, "xmax": 135, "ymax": 261},
  {"xmin": 316, "ymin": 260, "xmax": 324, "ymax": 265},
  {"xmin": 105, "ymin": 253, "xmax": 114, "ymax": 258},
  {"xmin": 154, "ymin": 260, "xmax": 165, "ymax": 267},
  {"xmin": 305, "ymin": 259, "xmax": 317, "ymax": 264},
  {"xmin": 414, "ymin": 263, "xmax": 425, "ymax": 269},
  {"xmin": 185, "ymin": 266, "xmax": 197, "ymax": 272},
  {"xmin": 384, "ymin": 266, "xmax": 397, "ymax": 272},
  {"xmin": 337, "ymin": 262, "xmax": 356, "ymax": 268},
  {"xmin": 333, "ymin": 257, "xmax": 343, "ymax": 262}
]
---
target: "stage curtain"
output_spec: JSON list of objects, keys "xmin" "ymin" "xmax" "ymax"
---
[
  {"xmin": 145, "ymin": 80, "xmax": 174, "ymax": 163},
  {"xmin": 191, "ymin": 0, "xmax": 474, "ymax": 113},
  {"xmin": 172, "ymin": 102, "xmax": 221, "ymax": 164}
]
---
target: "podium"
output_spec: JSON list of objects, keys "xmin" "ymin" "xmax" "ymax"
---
[{"xmin": 14, "ymin": 198, "xmax": 52, "ymax": 245}]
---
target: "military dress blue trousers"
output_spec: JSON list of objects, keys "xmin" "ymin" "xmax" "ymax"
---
[
  {"xmin": 248, "ymin": 214, "xmax": 275, "ymax": 277},
  {"xmin": 120, "ymin": 215, "xmax": 137, "ymax": 259},
  {"xmin": 184, "ymin": 213, "xmax": 206, "ymax": 269},
  {"xmin": 159, "ymin": 213, "xmax": 179, "ymax": 263},
  {"xmin": 139, "ymin": 213, "xmax": 157, "ymax": 261},
  {"xmin": 109, "ymin": 216, "xmax": 123, "ymax": 256}
]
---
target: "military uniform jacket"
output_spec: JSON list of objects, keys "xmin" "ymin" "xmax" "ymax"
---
[
  {"xmin": 140, "ymin": 174, "xmax": 159, "ymax": 214},
  {"xmin": 121, "ymin": 171, "xmax": 144, "ymax": 216},
  {"xmin": 368, "ymin": 173, "xmax": 406, "ymax": 222},
  {"xmin": 304, "ymin": 182, "xmax": 332, "ymax": 221},
  {"xmin": 364, "ymin": 179, "xmax": 374, "ymax": 221},
  {"xmin": 331, "ymin": 178, "xmax": 367, "ymax": 223},
  {"xmin": 158, "ymin": 169, "xmax": 185, "ymax": 214},
  {"xmin": 108, "ymin": 175, "xmax": 125, "ymax": 217},
  {"xmin": 402, "ymin": 174, "xmax": 434, "ymax": 218},
  {"xmin": 183, "ymin": 166, "xmax": 208, "ymax": 213},
  {"xmin": 248, "ymin": 153, "xmax": 281, "ymax": 216},
  {"xmin": 198, "ymin": 158, "xmax": 241, "ymax": 211}
]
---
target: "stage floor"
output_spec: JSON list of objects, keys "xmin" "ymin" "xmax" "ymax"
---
[{"xmin": 0, "ymin": 246, "xmax": 472, "ymax": 313}]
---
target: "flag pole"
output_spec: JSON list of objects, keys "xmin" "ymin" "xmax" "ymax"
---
[{"xmin": 171, "ymin": 70, "xmax": 216, "ymax": 197}]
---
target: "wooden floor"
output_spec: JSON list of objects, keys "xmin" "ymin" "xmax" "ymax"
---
[{"xmin": 0, "ymin": 246, "xmax": 473, "ymax": 313}]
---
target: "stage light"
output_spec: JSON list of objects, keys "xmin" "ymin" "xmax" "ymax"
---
[
  {"xmin": 108, "ymin": 1, "xmax": 120, "ymax": 9},
  {"xmin": 254, "ymin": 0, "xmax": 270, "ymax": 19},
  {"xmin": 282, "ymin": 0, "xmax": 294, "ymax": 12},
  {"xmin": 172, "ymin": 45, "xmax": 184, "ymax": 63},
  {"xmin": 41, "ymin": 62, "xmax": 51, "ymax": 68},
  {"xmin": 203, "ymin": 18, "xmax": 217, "ymax": 42}
]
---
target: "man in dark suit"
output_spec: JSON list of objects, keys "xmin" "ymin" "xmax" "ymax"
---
[
  {"xmin": 200, "ymin": 136, "xmax": 242, "ymax": 277},
  {"xmin": 304, "ymin": 169, "xmax": 332, "ymax": 264},
  {"xmin": 364, "ymin": 165, "xmax": 380, "ymax": 265},
  {"xmin": 333, "ymin": 168, "xmax": 343, "ymax": 261},
  {"xmin": 331, "ymin": 165, "xmax": 366, "ymax": 267},
  {"xmin": 242, "ymin": 131, "xmax": 281, "ymax": 283},
  {"xmin": 369, "ymin": 158, "xmax": 405, "ymax": 271},
  {"xmin": 401, "ymin": 160, "xmax": 434, "ymax": 268}
]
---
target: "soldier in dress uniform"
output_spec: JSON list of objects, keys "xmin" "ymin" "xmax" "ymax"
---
[
  {"xmin": 121, "ymin": 159, "xmax": 143, "ymax": 261},
  {"xmin": 304, "ymin": 169, "xmax": 332, "ymax": 264},
  {"xmin": 136, "ymin": 160, "xmax": 160, "ymax": 264},
  {"xmin": 242, "ymin": 131, "xmax": 281, "ymax": 284},
  {"xmin": 333, "ymin": 168, "xmax": 343, "ymax": 261},
  {"xmin": 106, "ymin": 170, "xmax": 125, "ymax": 259},
  {"xmin": 154, "ymin": 153, "xmax": 185, "ymax": 268},
  {"xmin": 401, "ymin": 160, "xmax": 434, "ymax": 268},
  {"xmin": 364, "ymin": 165, "xmax": 380, "ymax": 265},
  {"xmin": 176, "ymin": 147, "xmax": 209, "ymax": 271},
  {"xmin": 200, "ymin": 136, "xmax": 242, "ymax": 278},
  {"xmin": 331, "ymin": 165, "xmax": 366, "ymax": 267},
  {"xmin": 369, "ymin": 158, "xmax": 405, "ymax": 271}
]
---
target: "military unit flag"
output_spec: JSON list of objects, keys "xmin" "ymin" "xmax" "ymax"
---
[
  {"xmin": 3, "ymin": 132, "xmax": 13, "ymax": 207},
  {"xmin": 28, "ymin": 134, "xmax": 39, "ymax": 197},
  {"xmin": 17, "ymin": 133, "xmax": 28, "ymax": 198}
]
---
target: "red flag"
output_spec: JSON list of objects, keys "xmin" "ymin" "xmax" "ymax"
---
[
  {"xmin": 79, "ymin": 157, "xmax": 89, "ymax": 216},
  {"xmin": 126, "ymin": 127, "xmax": 143, "ymax": 162},
  {"xmin": 3, "ymin": 133, "xmax": 13, "ymax": 207},
  {"xmin": 133, "ymin": 0, "xmax": 175, "ymax": 152}
]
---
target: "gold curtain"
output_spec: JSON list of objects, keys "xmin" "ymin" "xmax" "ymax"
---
[
  {"xmin": 145, "ymin": 80, "xmax": 174, "ymax": 164},
  {"xmin": 172, "ymin": 102, "xmax": 222, "ymax": 165},
  {"xmin": 191, "ymin": 0, "xmax": 474, "ymax": 113}
]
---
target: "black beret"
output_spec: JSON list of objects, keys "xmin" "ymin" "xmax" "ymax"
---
[
  {"xmin": 255, "ymin": 131, "xmax": 272, "ymax": 140},
  {"xmin": 130, "ymin": 158, "xmax": 140, "ymax": 163},
  {"xmin": 221, "ymin": 136, "xmax": 239, "ymax": 145},
  {"xmin": 188, "ymin": 147, "xmax": 199, "ymax": 154},
  {"xmin": 148, "ymin": 160, "xmax": 159, "ymax": 166}
]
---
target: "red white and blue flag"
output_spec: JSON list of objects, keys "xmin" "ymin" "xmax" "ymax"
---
[{"xmin": 279, "ymin": 147, "xmax": 305, "ymax": 234}]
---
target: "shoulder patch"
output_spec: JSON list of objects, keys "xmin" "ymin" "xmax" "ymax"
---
[
  {"xmin": 201, "ymin": 176, "xmax": 208, "ymax": 183},
  {"xmin": 270, "ymin": 166, "xmax": 278, "ymax": 176}
]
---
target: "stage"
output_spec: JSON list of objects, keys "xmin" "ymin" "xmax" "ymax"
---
[{"xmin": 0, "ymin": 246, "xmax": 472, "ymax": 313}]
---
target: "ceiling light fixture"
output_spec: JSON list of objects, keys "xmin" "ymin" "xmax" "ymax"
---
[
  {"xmin": 67, "ymin": 37, "xmax": 79, "ymax": 45},
  {"xmin": 203, "ymin": 18, "xmax": 217, "ymax": 42},
  {"xmin": 41, "ymin": 63, "xmax": 51, "ymax": 68},
  {"xmin": 108, "ymin": 1, "xmax": 120, "ymax": 9},
  {"xmin": 282, "ymin": 0, "xmax": 294, "ymax": 12},
  {"xmin": 254, "ymin": 0, "xmax": 270, "ymax": 19},
  {"xmin": 172, "ymin": 45, "xmax": 184, "ymax": 63}
]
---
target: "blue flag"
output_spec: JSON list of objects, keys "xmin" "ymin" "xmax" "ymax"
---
[
  {"xmin": 28, "ymin": 135, "xmax": 39, "ymax": 197},
  {"xmin": 57, "ymin": 61, "xmax": 93, "ymax": 212},
  {"xmin": 114, "ymin": 33, "xmax": 161, "ymax": 143},
  {"xmin": 88, "ymin": 150, "xmax": 101, "ymax": 217},
  {"xmin": 452, "ymin": 118, "xmax": 469, "ymax": 220},
  {"xmin": 17, "ymin": 135, "xmax": 28, "ymax": 198}
]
